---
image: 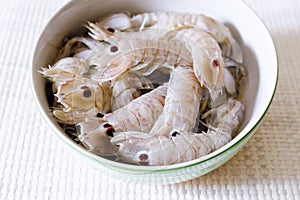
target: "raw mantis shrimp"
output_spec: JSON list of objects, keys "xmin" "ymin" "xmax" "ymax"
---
[
  {"xmin": 76, "ymin": 85, "xmax": 167, "ymax": 156},
  {"xmin": 41, "ymin": 57, "xmax": 112, "ymax": 124},
  {"xmin": 40, "ymin": 11, "xmax": 247, "ymax": 166},
  {"xmin": 88, "ymin": 38, "xmax": 192, "ymax": 82},
  {"xmin": 165, "ymin": 28, "xmax": 225, "ymax": 90},
  {"xmin": 91, "ymin": 12, "xmax": 242, "ymax": 63},
  {"xmin": 44, "ymin": 71, "xmax": 156, "ymax": 124},
  {"xmin": 133, "ymin": 12, "xmax": 243, "ymax": 63},
  {"xmin": 88, "ymin": 12, "xmax": 242, "ymax": 91},
  {"xmin": 111, "ymin": 98, "xmax": 244, "ymax": 165},
  {"xmin": 42, "ymin": 57, "xmax": 156, "ymax": 124},
  {"xmin": 149, "ymin": 66, "xmax": 201, "ymax": 136},
  {"xmin": 51, "ymin": 78, "xmax": 112, "ymax": 124},
  {"xmin": 87, "ymin": 24, "xmax": 225, "ymax": 90}
]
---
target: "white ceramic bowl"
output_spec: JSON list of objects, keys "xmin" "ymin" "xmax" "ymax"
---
[{"xmin": 31, "ymin": 0, "xmax": 278, "ymax": 184}]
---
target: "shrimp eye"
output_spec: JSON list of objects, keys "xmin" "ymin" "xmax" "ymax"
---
[
  {"xmin": 106, "ymin": 128, "xmax": 115, "ymax": 137},
  {"xmin": 139, "ymin": 153, "xmax": 149, "ymax": 164},
  {"xmin": 89, "ymin": 64, "xmax": 97, "ymax": 69},
  {"xmin": 171, "ymin": 131, "xmax": 180, "ymax": 137},
  {"xmin": 212, "ymin": 60, "xmax": 220, "ymax": 68},
  {"xmin": 81, "ymin": 86, "xmax": 92, "ymax": 98},
  {"xmin": 106, "ymin": 27, "xmax": 115, "ymax": 33},
  {"xmin": 110, "ymin": 46, "xmax": 118, "ymax": 52},
  {"xmin": 103, "ymin": 123, "xmax": 113, "ymax": 128},
  {"xmin": 97, "ymin": 113, "xmax": 104, "ymax": 118}
]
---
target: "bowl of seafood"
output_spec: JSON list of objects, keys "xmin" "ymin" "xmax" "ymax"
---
[{"xmin": 31, "ymin": 0, "xmax": 278, "ymax": 184}]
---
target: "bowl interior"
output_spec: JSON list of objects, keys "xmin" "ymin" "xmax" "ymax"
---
[{"xmin": 31, "ymin": 0, "xmax": 278, "ymax": 170}]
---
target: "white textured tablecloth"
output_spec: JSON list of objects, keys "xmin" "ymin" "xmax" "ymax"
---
[{"xmin": 0, "ymin": 0, "xmax": 299, "ymax": 199}]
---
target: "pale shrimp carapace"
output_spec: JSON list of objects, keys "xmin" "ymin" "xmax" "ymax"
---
[
  {"xmin": 41, "ymin": 11, "xmax": 246, "ymax": 166},
  {"xmin": 111, "ymin": 98, "xmax": 244, "ymax": 165},
  {"xmin": 76, "ymin": 85, "xmax": 167, "ymax": 156}
]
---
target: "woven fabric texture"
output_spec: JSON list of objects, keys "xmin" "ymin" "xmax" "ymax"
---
[{"xmin": 0, "ymin": 0, "xmax": 299, "ymax": 199}]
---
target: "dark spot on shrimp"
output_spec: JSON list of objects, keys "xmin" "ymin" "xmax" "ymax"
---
[
  {"xmin": 139, "ymin": 153, "xmax": 149, "ymax": 164},
  {"xmin": 81, "ymin": 86, "xmax": 92, "ymax": 97},
  {"xmin": 97, "ymin": 113, "xmax": 104, "ymax": 118},
  {"xmin": 75, "ymin": 124, "xmax": 81, "ymax": 134},
  {"xmin": 138, "ymin": 88, "xmax": 152, "ymax": 95},
  {"xmin": 106, "ymin": 128, "xmax": 115, "ymax": 137},
  {"xmin": 106, "ymin": 27, "xmax": 115, "ymax": 33},
  {"xmin": 89, "ymin": 64, "xmax": 97, "ymax": 69},
  {"xmin": 110, "ymin": 46, "xmax": 118, "ymax": 52},
  {"xmin": 171, "ymin": 131, "xmax": 180, "ymax": 137},
  {"xmin": 213, "ymin": 60, "xmax": 220, "ymax": 68},
  {"xmin": 103, "ymin": 123, "xmax": 113, "ymax": 128},
  {"xmin": 83, "ymin": 89, "xmax": 92, "ymax": 97}
]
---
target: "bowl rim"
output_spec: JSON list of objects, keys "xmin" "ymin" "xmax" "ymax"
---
[{"xmin": 30, "ymin": 0, "xmax": 279, "ymax": 172}]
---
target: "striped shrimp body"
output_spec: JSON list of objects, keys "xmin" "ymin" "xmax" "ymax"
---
[
  {"xmin": 111, "ymin": 132, "xmax": 211, "ymax": 165},
  {"xmin": 131, "ymin": 12, "xmax": 243, "ymax": 63},
  {"xmin": 111, "ymin": 98, "xmax": 244, "ymax": 165},
  {"xmin": 76, "ymin": 85, "xmax": 167, "ymax": 156},
  {"xmin": 87, "ymin": 23, "xmax": 225, "ymax": 90},
  {"xmin": 150, "ymin": 66, "xmax": 201, "ymax": 136},
  {"xmin": 167, "ymin": 28, "xmax": 225, "ymax": 90},
  {"xmin": 111, "ymin": 71, "xmax": 154, "ymax": 111},
  {"xmin": 88, "ymin": 38, "xmax": 192, "ymax": 82},
  {"xmin": 95, "ymin": 12, "xmax": 242, "ymax": 63}
]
